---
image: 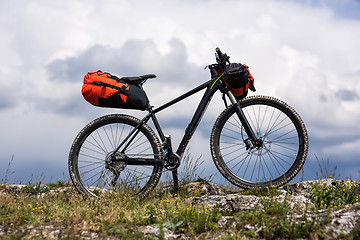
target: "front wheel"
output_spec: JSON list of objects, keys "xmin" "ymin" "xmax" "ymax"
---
[{"xmin": 210, "ymin": 96, "xmax": 308, "ymax": 188}]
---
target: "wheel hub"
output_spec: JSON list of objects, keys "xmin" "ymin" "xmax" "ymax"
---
[{"xmin": 245, "ymin": 136, "xmax": 271, "ymax": 156}]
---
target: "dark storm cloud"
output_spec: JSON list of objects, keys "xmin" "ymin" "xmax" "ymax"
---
[
  {"xmin": 0, "ymin": 97, "xmax": 15, "ymax": 110},
  {"xmin": 0, "ymin": 101, "xmax": 13, "ymax": 110},
  {"xmin": 335, "ymin": 89, "xmax": 359, "ymax": 102},
  {"xmin": 46, "ymin": 43, "xmax": 146, "ymax": 83},
  {"xmin": 46, "ymin": 38, "xmax": 206, "ymax": 85},
  {"xmin": 309, "ymin": 132, "xmax": 360, "ymax": 152},
  {"xmin": 0, "ymin": 87, "xmax": 17, "ymax": 110},
  {"xmin": 33, "ymin": 93, "xmax": 94, "ymax": 116},
  {"xmin": 44, "ymin": 38, "xmax": 210, "ymax": 117},
  {"xmin": 290, "ymin": 0, "xmax": 360, "ymax": 20}
]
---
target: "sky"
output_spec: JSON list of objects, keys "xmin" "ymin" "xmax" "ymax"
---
[{"xmin": 0, "ymin": 0, "xmax": 360, "ymax": 185}]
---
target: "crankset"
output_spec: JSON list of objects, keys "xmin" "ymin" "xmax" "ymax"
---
[
  {"xmin": 162, "ymin": 135, "xmax": 181, "ymax": 170},
  {"xmin": 163, "ymin": 153, "xmax": 181, "ymax": 171}
]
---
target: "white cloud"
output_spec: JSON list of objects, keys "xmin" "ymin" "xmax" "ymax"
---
[{"xmin": 1, "ymin": 0, "xmax": 360, "ymax": 183}]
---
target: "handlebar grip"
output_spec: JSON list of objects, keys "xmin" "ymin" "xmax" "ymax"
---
[
  {"xmin": 215, "ymin": 47, "xmax": 223, "ymax": 58},
  {"xmin": 215, "ymin": 47, "xmax": 230, "ymax": 67}
]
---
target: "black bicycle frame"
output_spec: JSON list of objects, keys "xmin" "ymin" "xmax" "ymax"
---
[
  {"xmin": 112, "ymin": 76, "xmax": 257, "ymax": 176},
  {"xmin": 110, "ymin": 75, "xmax": 260, "ymax": 190},
  {"xmin": 112, "ymin": 77, "xmax": 222, "ymax": 161},
  {"xmin": 151, "ymin": 78, "xmax": 221, "ymax": 156}
]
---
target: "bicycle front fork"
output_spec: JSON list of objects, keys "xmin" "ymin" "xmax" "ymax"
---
[{"xmin": 226, "ymin": 91, "xmax": 263, "ymax": 149}]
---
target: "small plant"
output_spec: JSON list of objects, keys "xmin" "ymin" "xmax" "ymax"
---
[
  {"xmin": 315, "ymin": 155, "xmax": 339, "ymax": 179},
  {"xmin": 348, "ymin": 221, "xmax": 360, "ymax": 240},
  {"xmin": 144, "ymin": 206, "xmax": 158, "ymax": 225},
  {"xmin": 46, "ymin": 179, "xmax": 72, "ymax": 188},
  {"xmin": 239, "ymin": 186, "xmax": 280, "ymax": 197},
  {"xmin": 22, "ymin": 180, "xmax": 51, "ymax": 195},
  {"xmin": 171, "ymin": 205, "xmax": 220, "ymax": 234},
  {"xmin": 160, "ymin": 195, "xmax": 221, "ymax": 235},
  {"xmin": 1, "ymin": 155, "xmax": 15, "ymax": 184},
  {"xmin": 179, "ymin": 149, "xmax": 206, "ymax": 184},
  {"xmin": 310, "ymin": 180, "xmax": 360, "ymax": 209}
]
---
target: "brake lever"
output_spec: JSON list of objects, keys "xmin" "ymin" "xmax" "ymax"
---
[{"xmin": 215, "ymin": 47, "xmax": 230, "ymax": 68}]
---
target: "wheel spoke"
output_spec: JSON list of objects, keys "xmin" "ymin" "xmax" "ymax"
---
[
  {"xmin": 69, "ymin": 115, "xmax": 162, "ymax": 197},
  {"xmin": 212, "ymin": 96, "xmax": 307, "ymax": 188}
]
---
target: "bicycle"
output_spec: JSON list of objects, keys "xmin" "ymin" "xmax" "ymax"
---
[{"xmin": 68, "ymin": 48, "xmax": 309, "ymax": 198}]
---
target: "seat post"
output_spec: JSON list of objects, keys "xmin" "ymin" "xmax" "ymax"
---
[{"xmin": 172, "ymin": 169, "xmax": 179, "ymax": 193}]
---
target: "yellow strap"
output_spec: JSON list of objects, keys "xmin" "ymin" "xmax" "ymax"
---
[{"xmin": 210, "ymin": 73, "xmax": 224, "ymax": 89}]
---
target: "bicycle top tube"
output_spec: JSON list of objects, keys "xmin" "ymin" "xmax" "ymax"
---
[{"xmin": 152, "ymin": 78, "xmax": 215, "ymax": 114}]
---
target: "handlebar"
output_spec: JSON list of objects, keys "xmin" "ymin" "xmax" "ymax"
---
[
  {"xmin": 215, "ymin": 47, "xmax": 230, "ymax": 68},
  {"xmin": 215, "ymin": 47, "xmax": 223, "ymax": 59},
  {"xmin": 206, "ymin": 48, "xmax": 231, "ymax": 79}
]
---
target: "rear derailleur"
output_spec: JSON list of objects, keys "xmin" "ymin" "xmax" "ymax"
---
[{"xmin": 105, "ymin": 152, "xmax": 127, "ymax": 186}]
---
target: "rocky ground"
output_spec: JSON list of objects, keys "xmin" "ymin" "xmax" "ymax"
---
[
  {"xmin": 1, "ymin": 179, "xmax": 360, "ymax": 239},
  {"xmin": 188, "ymin": 180, "xmax": 360, "ymax": 239}
]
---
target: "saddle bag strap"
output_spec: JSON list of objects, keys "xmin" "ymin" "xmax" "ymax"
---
[{"xmin": 91, "ymin": 81, "xmax": 129, "ymax": 96}]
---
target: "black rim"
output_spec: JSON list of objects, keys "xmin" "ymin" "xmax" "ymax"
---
[
  {"xmin": 73, "ymin": 117, "xmax": 160, "ymax": 196},
  {"xmin": 217, "ymin": 99, "xmax": 303, "ymax": 185}
]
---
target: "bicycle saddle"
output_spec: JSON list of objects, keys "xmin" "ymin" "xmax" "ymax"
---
[{"xmin": 121, "ymin": 74, "xmax": 157, "ymax": 85}]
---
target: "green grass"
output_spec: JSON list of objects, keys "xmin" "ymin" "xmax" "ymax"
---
[
  {"xmin": 0, "ymin": 187, "xmax": 223, "ymax": 239},
  {"xmin": 1, "ymin": 186, "xmax": 201, "ymax": 237},
  {"xmin": 238, "ymin": 186, "xmax": 281, "ymax": 197},
  {"xmin": 0, "ymin": 180, "xmax": 349, "ymax": 239},
  {"xmin": 234, "ymin": 197, "xmax": 328, "ymax": 239},
  {"xmin": 1, "ymin": 155, "xmax": 360, "ymax": 239}
]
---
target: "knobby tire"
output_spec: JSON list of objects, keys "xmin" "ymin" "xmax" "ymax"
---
[
  {"xmin": 68, "ymin": 114, "xmax": 162, "ymax": 198},
  {"xmin": 210, "ymin": 96, "xmax": 308, "ymax": 188}
]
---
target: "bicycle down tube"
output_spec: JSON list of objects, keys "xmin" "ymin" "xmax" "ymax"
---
[{"xmin": 154, "ymin": 78, "xmax": 222, "ymax": 156}]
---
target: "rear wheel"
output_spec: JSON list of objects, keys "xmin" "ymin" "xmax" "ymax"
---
[
  {"xmin": 68, "ymin": 114, "xmax": 162, "ymax": 197},
  {"xmin": 210, "ymin": 96, "xmax": 308, "ymax": 188}
]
